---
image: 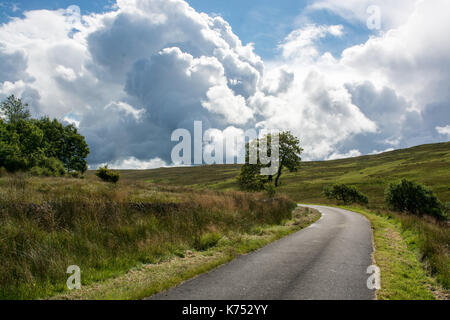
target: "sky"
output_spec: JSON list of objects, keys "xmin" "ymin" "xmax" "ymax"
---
[
  {"xmin": 0, "ymin": 0, "xmax": 449, "ymax": 168},
  {"xmin": 0, "ymin": 0, "xmax": 372, "ymax": 59}
]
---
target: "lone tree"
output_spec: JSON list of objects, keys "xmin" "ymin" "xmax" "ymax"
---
[{"xmin": 238, "ymin": 131, "xmax": 302, "ymax": 191}]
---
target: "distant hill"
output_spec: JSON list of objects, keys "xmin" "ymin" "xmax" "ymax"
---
[{"xmin": 97, "ymin": 142, "xmax": 450, "ymax": 207}]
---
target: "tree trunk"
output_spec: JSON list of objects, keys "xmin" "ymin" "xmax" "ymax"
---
[{"xmin": 274, "ymin": 164, "xmax": 283, "ymax": 187}]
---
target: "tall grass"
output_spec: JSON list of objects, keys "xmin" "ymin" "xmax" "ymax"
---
[
  {"xmin": 0, "ymin": 175, "xmax": 295, "ymax": 299},
  {"xmin": 393, "ymin": 214, "xmax": 449, "ymax": 289},
  {"xmin": 350, "ymin": 205, "xmax": 449, "ymax": 290}
]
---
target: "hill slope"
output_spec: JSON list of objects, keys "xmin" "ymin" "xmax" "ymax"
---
[{"xmin": 99, "ymin": 142, "xmax": 450, "ymax": 207}]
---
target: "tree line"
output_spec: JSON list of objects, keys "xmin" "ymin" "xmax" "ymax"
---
[{"xmin": 0, "ymin": 95, "xmax": 90, "ymax": 176}]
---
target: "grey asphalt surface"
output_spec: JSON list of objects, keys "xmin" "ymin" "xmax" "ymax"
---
[{"xmin": 149, "ymin": 205, "xmax": 375, "ymax": 300}]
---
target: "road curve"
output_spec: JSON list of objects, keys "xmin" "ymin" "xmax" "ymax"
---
[{"xmin": 149, "ymin": 205, "xmax": 375, "ymax": 300}]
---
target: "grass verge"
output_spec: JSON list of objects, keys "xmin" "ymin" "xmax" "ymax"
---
[
  {"xmin": 50, "ymin": 206, "xmax": 321, "ymax": 300},
  {"xmin": 339, "ymin": 205, "xmax": 448, "ymax": 300}
]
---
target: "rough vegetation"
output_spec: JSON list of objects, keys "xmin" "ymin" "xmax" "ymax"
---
[
  {"xmin": 51, "ymin": 206, "xmax": 320, "ymax": 300},
  {"xmin": 0, "ymin": 174, "xmax": 295, "ymax": 299},
  {"xmin": 113, "ymin": 142, "xmax": 450, "ymax": 293},
  {"xmin": 127, "ymin": 142, "xmax": 450, "ymax": 208}
]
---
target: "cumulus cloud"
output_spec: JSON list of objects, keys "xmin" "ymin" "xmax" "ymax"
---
[
  {"xmin": 0, "ymin": 0, "xmax": 265, "ymax": 166},
  {"xmin": 262, "ymin": 0, "xmax": 450, "ymax": 157},
  {"xmin": 202, "ymin": 85, "xmax": 253, "ymax": 125},
  {"xmin": 279, "ymin": 24, "xmax": 343, "ymax": 62},
  {"xmin": 0, "ymin": 0, "xmax": 448, "ymax": 167},
  {"xmin": 103, "ymin": 157, "xmax": 168, "ymax": 170},
  {"xmin": 436, "ymin": 126, "xmax": 450, "ymax": 138},
  {"xmin": 105, "ymin": 101, "xmax": 145, "ymax": 121},
  {"xmin": 0, "ymin": 44, "xmax": 30, "ymax": 83},
  {"xmin": 340, "ymin": 0, "xmax": 450, "ymax": 109}
]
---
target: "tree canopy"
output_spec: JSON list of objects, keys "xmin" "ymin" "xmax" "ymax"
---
[
  {"xmin": 0, "ymin": 95, "xmax": 90, "ymax": 174},
  {"xmin": 238, "ymin": 131, "xmax": 302, "ymax": 191}
]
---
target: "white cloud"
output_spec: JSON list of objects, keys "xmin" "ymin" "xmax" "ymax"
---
[
  {"xmin": 436, "ymin": 126, "xmax": 450, "ymax": 138},
  {"xmin": 104, "ymin": 157, "xmax": 168, "ymax": 170},
  {"xmin": 105, "ymin": 101, "xmax": 145, "ymax": 121},
  {"xmin": 260, "ymin": 0, "xmax": 450, "ymax": 158},
  {"xmin": 250, "ymin": 69, "xmax": 377, "ymax": 160},
  {"xmin": 327, "ymin": 149, "xmax": 362, "ymax": 160},
  {"xmin": 369, "ymin": 148, "xmax": 394, "ymax": 155},
  {"xmin": 55, "ymin": 65, "xmax": 77, "ymax": 82},
  {"xmin": 203, "ymin": 126, "xmax": 247, "ymax": 163},
  {"xmin": 340, "ymin": 0, "xmax": 450, "ymax": 110},
  {"xmin": 202, "ymin": 85, "xmax": 253, "ymax": 125},
  {"xmin": 0, "ymin": 0, "xmax": 448, "ymax": 166},
  {"xmin": 279, "ymin": 24, "xmax": 343, "ymax": 62},
  {"xmin": 63, "ymin": 115, "xmax": 80, "ymax": 128}
]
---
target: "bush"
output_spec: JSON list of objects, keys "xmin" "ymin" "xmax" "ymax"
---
[
  {"xmin": 237, "ymin": 163, "xmax": 265, "ymax": 191},
  {"xmin": 69, "ymin": 171, "xmax": 80, "ymax": 178},
  {"xmin": 445, "ymin": 202, "xmax": 450, "ymax": 218},
  {"xmin": 39, "ymin": 157, "xmax": 66, "ymax": 176},
  {"xmin": 324, "ymin": 184, "xmax": 369, "ymax": 205},
  {"xmin": 96, "ymin": 165, "xmax": 120, "ymax": 183},
  {"xmin": 29, "ymin": 157, "xmax": 66, "ymax": 177},
  {"xmin": 30, "ymin": 166, "xmax": 44, "ymax": 176},
  {"xmin": 385, "ymin": 179, "xmax": 446, "ymax": 220},
  {"xmin": 0, "ymin": 166, "xmax": 6, "ymax": 177}
]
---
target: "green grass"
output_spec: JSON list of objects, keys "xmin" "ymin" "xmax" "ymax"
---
[
  {"xmin": 338, "ymin": 206, "xmax": 445, "ymax": 300},
  {"xmin": 2, "ymin": 142, "xmax": 448, "ymax": 300},
  {"xmin": 0, "ymin": 175, "xmax": 297, "ymax": 299},
  {"xmin": 51, "ymin": 207, "xmax": 321, "ymax": 300},
  {"xmin": 103, "ymin": 142, "xmax": 450, "ymax": 298},
  {"xmin": 106, "ymin": 142, "xmax": 450, "ymax": 207}
]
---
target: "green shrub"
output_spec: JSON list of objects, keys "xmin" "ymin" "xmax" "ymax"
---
[
  {"xmin": 96, "ymin": 165, "xmax": 120, "ymax": 183},
  {"xmin": 29, "ymin": 157, "xmax": 66, "ymax": 177},
  {"xmin": 385, "ymin": 179, "xmax": 446, "ymax": 220},
  {"xmin": 30, "ymin": 166, "xmax": 43, "ymax": 176},
  {"xmin": 0, "ymin": 166, "xmax": 6, "ymax": 177},
  {"xmin": 444, "ymin": 202, "xmax": 450, "ymax": 219},
  {"xmin": 39, "ymin": 157, "xmax": 66, "ymax": 176},
  {"xmin": 69, "ymin": 171, "xmax": 80, "ymax": 178},
  {"xmin": 237, "ymin": 163, "xmax": 265, "ymax": 191},
  {"xmin": 324, "ymin": 184, "xmax": 369, "ymax": 205}
]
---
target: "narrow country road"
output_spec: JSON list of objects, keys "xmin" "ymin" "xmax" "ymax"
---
[{"xmin": 149, "ymin": 205, "xmax": 375, "ymax": 300}]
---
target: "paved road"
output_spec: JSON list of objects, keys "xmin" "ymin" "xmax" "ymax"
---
[{"xmin": 149, "ymin": 205, "xmax": 375, "ymax": 300}]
